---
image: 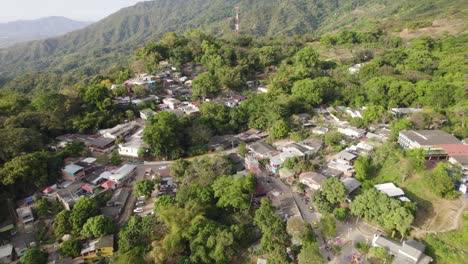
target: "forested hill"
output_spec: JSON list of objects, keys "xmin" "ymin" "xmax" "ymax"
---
[{"xmin": 0, "ymin": 0, "xmax": 465, "ymax": 84}]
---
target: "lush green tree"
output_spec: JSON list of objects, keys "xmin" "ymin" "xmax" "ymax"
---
[
  {"xmin": 60, "ymin": 239, "xmax": 81, "ymax": 258},
  {"xmin": 321, "ymin": 178, "xmax": 347, "ymax": 204},
  {"xmin": 135, "ymin": 180, "xmax": 156, "ymax": 198},
  {"xmin": 291, "ymin": 77, "xmax": 336, "ymax": 105},
  {"xmin": 143, "ymin": 111, "xmax": 184, "ymax": 159},
  {"xmin": 110, "ymin": 248, "xmax": 146, "ymax": 264},
  {"xmin": 390, "ymin": 119, "xmax": 412, "ymax": 140},
  {"xmin": 270, "ymin": 119, "xmax": 290, "ymax": 139},
  {"xmin": 110, "ymin": 151, "xmax": 122, "ymax": 165},
  {"xmin": 170, "ymin": 159, "xmax": 191, "ymax": 182},
  {"xmin": 199, "ymin": 103, "xmax": 233, "ymax": 135},
  {"xmin": 192, "ymin": 72, "xmax": 219, "ymax": 100},
  {"xmin": 0, "ymin": 128, "xmax": 44, "ymax": 163},
  {"xmin": 54, "ymin": 210, "xmax": 71, "ymax": 239},
  {"xmin": 187, "ymin": 216, "xmax": 236, "ymax": 263},
  {"xmin": 212, "ymin": 175, "xmax": 255, "ymax": 211},
  {"xmin": 254, "ymin": 198, "xmax": 290, "ymax": 261},
  {"xmin": 183, "ymin": 156, "xmax": 235, "ymax": 187},
  {"xmin": 84, "ymin": 84, "xmax": 111, "ymax": 111},
  {"xmin": 35, "ymin": 198, "xmax": 49, "ymax": 217},
  {"xmin": 429, "ymin": 162, "xmax": 456, "ymax": 198},
  {"xmin": 154, "ymin": 195, "xmax": 176, "ymax": 213},
  {"xmin": 133, "ymin": 85, "xmax": 149, "ymax": 98},
  {"xmin": 350, "ymin": 188, "xmax": 413, "ymax": 236},
  {"xmin": 69, "ymin": 197, "xmax": 99, "ymax": 231},
  {"xmin": 295, "ymin": 47, "xmax": 319, "ymax": 69},
  {"xmin": 318, "ymin": 214, "xmax": 336, "ymax": 238},
  {"xmin": 298, "ymin": 242, "xmax": 324, "ymax": 264},
  {"xmin": 354, "ymin": 155, "xmax": 372, "ymax": 181},
  {"xmin": 333, "ymin": 208, "xmax": 349, "ymax": 221},
  {"xmin": 0, "ymin": 151, "xmax": 62, "ymax": 189},
  {"xmin": 20, "ymin": 247, "xmax": 47, "ymax": 264},
  {"xmin": 324, "ymin": 132, "xmax": 342, "ymax": 146},
  {"xmin": 81, "ymin": 215, "xmax": 115, "ymax": 238},
  {"xmin": 118, "ymin": 215, "xmax": 157, "ymax": 253},
  {"xmin": 312, "ymin": 191, "xmax": 333, "ymax": 213}
]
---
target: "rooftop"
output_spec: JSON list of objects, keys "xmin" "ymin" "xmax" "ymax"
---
[
  {"xmin": 400, "ymin": 130, "xmax": 461, "ymax": 146},
  {"xmin": 375, "ymin": 183, "xmax": 405, "ymax": 197},
  {"xmin": 438, "ymin": 144, "xmax": 468, "ymax": 156},
  {"xmin": 341, "ymin": 178, "xmax": 361, "ymax": 193},
  {"xmin": 249, "ymin": 142, "xmax": 277, "ymax": 156},
  {"xmin": 336, "ymin": 150, "xmax": 357, "ymax": 161},
  {"xmin": 0, "ymin": 244, "xmax": 13, "ymax": 259},
  {"xmin": 63, "ymin": 164, "xmax": 84, "ymax": 174}
]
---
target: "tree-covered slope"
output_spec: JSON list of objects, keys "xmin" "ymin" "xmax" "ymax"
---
[{"xmin": 0, "ymin": 0, "xmax": 465, "ymax": 83}]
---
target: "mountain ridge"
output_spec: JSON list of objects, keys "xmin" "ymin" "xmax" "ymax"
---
[
  {"xmin": 0, "ymin": 0, "xmax": 466, "ymax": 84},
  {"xmin": 0, "ymin": 16, "xmax": 91, "ymax": 49}
]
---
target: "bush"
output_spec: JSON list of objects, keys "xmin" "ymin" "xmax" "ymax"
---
[
  {"xmin": 61, "ymin": 239, "xmax": 81, "ymax": 258},
  {"xmin": 333, "ymin": 208, "xmax": 349, "ymax": 221}
]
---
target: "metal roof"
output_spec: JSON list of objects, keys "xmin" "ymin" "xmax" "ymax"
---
[{"xmin": 400, "ymin": 130, "xmax": 461, "ymax": 146}]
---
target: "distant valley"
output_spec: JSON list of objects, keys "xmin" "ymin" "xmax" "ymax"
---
[{"xmin": 0, "ymin": 16, "xmax": 91, "ymax": 48}]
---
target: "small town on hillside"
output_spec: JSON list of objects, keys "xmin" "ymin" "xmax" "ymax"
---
[{"xmin": 0, "ymin": 58, "xmax": 467, "ymax": 264}]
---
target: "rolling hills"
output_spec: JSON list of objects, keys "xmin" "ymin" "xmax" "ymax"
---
[
  {"xmin": 0, "ymin": 0, "xmax": 466, "ymax": 84},
  {"xmin": 0, "ymin": 16, "xmax": 91, "ymax": 49}
]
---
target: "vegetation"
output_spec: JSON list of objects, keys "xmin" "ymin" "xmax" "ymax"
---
[
  {"xmin": 350, "ymin": 188, "xmax": 414, "ymax": 237},
  {"xmin": 20, "ymin": 247, "xmax": 47, "ymax": 264},
  {"xmin": 134, "ymin": 180, "xmax": 156, "ymax": 199},
  {"xmin": 81, "ymin": 215, "xmax": 116, "ymax": 238},
  {"xmin": 60, "ymin": 239, "xmax": 82, "ymax": 258},
  {"xmin": 424, "ymin": 213, "xmax": 468, "ymax": 264}
]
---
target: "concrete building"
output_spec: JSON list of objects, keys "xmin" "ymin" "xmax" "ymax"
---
[
  {"xmin": 62, "ymin": 164, "xmax": 85, "ymax": 181},
  {"xmin": 81, "ymin": 235, "xmax": 114, "ymax": 259},
  {"xmin": 0, "ymin": 244, "xmax": 15, "ymax": 264},
  {"xmin": 108, "ymin": 164, "xmax": 137, "ymax": 186},
  {"xmin": 248, "ymin": 142, "xmax": 278, "ymax": 160},
  {"xmin": 118, "ymin": 129, "xmax": 144, "ymax": 158},
  {"xmin": 106, "ymin": 188, "xmax": 129, "ymax": 207},
  {"xmin": 140, "ymin": 108, "xmax": 156, "ymax": 120},
  {"xmin": 162, "ymin": 98, "xmax": 181, "ymax": 110},
  {"xmin": 372, "ymin": 234, "xmax": 433, "ymax": 264},
  {"xmin": 398, "ymin": 130, "xmax": 461, "ymax": 158},
  {"xmin": 299, "ymin": 172, "xmax": 327, "ymax": 190},
  {"xmin": 16, "ymin": 206, "xmax": 34, "ymax": 225}
]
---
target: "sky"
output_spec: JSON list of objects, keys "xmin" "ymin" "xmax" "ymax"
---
[{"xmin": 0, "ymin": 0, "xmax": 145, "ymax": 22}]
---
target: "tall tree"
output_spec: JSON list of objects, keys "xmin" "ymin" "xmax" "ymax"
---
[
  {"xmin": 69, "ymin": 197, "xmax": 99, "ymax": 231},
  {"xmin": 212, "ymin": 175, "xmax": 255, "ymax": 211}
]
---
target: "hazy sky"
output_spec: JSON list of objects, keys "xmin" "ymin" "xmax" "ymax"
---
[{"xmin": 0, "ymin": 0, "xmax": 145, "ymax": 22}]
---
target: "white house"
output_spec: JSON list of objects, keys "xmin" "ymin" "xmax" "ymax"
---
[
  {"xmin": 108, "ymin": 164, "xmax": 137, "ymax": 186},
  {"xmin": 140, "ymin": 108, "xmax": 156, "ymax": 120},
  {"xmin": 338, "ymin": 127, "xmax": 366, "ymax": 138},
  {"xmin": 163, "ymin": 98, "xmax": 181, "ymax": 110},
  {"xmin": 118, "ymin": 129, "xmax": 144, "ymax": 158}
]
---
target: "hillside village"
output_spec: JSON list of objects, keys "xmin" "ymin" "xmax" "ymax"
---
[
  {"xmin": 0, "ymin": 1, "xmax": 466, "ymax": 263},
  {"xmin": 1, "ymin": 58, "xmax": 467, "ymax": 263}
]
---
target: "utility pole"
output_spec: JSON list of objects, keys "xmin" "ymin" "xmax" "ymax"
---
[{"xmin": 235, "ymin": 6, "xmax": 240, "ymax": 34}]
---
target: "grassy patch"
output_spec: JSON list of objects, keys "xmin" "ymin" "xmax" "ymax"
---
[{"xmin": 424, "ymin": 213, "xmax": 468, "ymax": 264}]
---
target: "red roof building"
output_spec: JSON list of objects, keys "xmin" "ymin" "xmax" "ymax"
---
[
  {"xmin": 101, "ymin": 180, "xmax": 117, "ymax": 190},
  {"xmin": 438, "ymin": 144, "xmax": 468, "ymax": 156},
  {"xmin": 82, "ymin": 184, "xmax": 95, "ymax": 193}
]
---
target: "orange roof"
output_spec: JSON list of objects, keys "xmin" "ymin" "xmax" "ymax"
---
[{"xmin": 438, "ymin": 144, "xmax": 468, "ymax": 156}]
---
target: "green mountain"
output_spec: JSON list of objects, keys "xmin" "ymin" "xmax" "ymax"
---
[{"xmin": 0, "ymin": 0, "xmax": 465, "ymax": 83}]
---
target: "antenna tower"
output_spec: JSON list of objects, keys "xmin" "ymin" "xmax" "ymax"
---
[{"xmin": 235, "ymin": 6, "xmax": 240, "ymax": 34}]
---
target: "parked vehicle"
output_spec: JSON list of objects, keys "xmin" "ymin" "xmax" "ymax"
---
[
  {"xmin": 137, "ymin": 196, "xmax": 146, "ymax": 201},
  {"xmin": 135, "ymin": 201, "xmax": 145, "ymax": 206},
  {"xmin": 133, "ymin": 207, "xmax": 144, "ymax": 213}
]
